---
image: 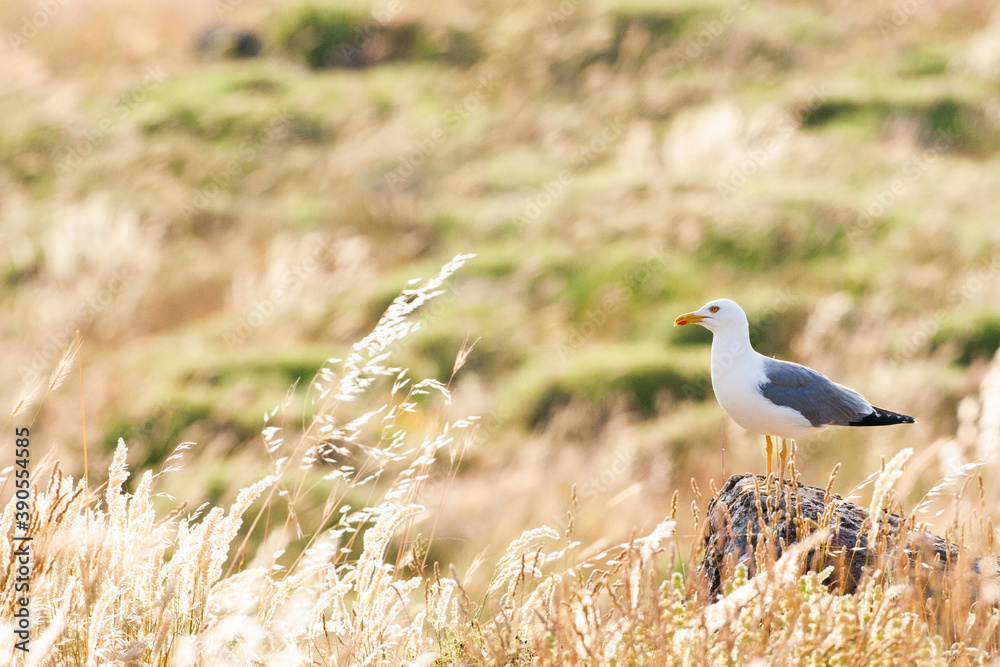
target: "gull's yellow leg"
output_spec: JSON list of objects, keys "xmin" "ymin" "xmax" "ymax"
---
[
  {"xmin": 766, "ymin": 435, "xmax": 773, "ymax": 477},
  {"xmin": 779, "ymin": 438, "xmax": 788, "ymax": 483}
]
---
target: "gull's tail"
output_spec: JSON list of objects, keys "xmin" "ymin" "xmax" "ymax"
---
[{"xmin": 847, "ymin": 406, "xmax": 915, "ymax": 427}]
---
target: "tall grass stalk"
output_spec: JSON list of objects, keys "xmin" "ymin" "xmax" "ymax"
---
[{"xmin": 2, "ymin": 256, "xmax": 1000, "ymax": 664}]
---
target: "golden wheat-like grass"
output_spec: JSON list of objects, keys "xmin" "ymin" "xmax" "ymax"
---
[{"xmin": 2, "ymin": 257, "xmax": 1000, "ymax": 665}]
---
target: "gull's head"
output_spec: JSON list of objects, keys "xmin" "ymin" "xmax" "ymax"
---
[{"xmin": 673, "ymin": 298, "xmax": 747, "ymax": 334}]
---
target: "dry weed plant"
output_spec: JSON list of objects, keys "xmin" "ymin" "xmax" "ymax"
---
[
  {"xmin": 2, "ymin": 256, "xmax": 1000, "ymax": 665},
  {"xmin": 44, "ymin": 195, "xmax": 161, "ymax": 287}
]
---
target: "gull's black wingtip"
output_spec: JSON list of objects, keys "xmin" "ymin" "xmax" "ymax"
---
[{"xmin": 847, "ymin": 406, "xmax": 916, "ymax": 427}]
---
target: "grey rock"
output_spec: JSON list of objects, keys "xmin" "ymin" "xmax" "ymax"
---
[{"xmin": 699, "ymin": 473, "xmax": 956, "ymax": 597}]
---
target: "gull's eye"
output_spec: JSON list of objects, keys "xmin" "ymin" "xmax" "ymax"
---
[{"xmin": 709, "ymin": 305, "xmax": 720, "ymax": 313}]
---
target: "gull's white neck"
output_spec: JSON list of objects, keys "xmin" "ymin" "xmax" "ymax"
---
[
  {"xmin": 709, "ymin": 322, "xmax": 757, "ymax": 377},
  {"xmin": 708, "ymin": 321, "xmax": 787, "ymax": 436}
]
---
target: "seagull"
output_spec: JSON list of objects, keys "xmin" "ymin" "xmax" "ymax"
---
[{"xmin": 674, "ymin": 298, "xmax": 915, "ymax": 476}]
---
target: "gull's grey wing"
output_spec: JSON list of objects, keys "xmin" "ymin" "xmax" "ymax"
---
[{"xmin": 759, "ymin": 358, "xmax": 872, "ymax": 427}]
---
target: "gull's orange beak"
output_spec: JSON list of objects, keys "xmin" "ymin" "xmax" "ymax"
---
[{"xmin": 674, "ymin": 312, "xmax": 704, "ymax": 326}]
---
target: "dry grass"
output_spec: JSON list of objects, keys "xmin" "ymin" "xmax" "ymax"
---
[
  {"xmin": 2, "ymin": 259, "xmax": 999, "ymax": 665},
  {"xmin": 4, "ymin": 0, "xmax": 1000, "ymax": 663},
  {"xmin": 3, "ymin": 0, "xmax": 1000, "ymax": 566}
]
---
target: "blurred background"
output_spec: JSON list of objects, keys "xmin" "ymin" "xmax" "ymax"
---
[{"xmin": 2, "ymin": 0, "xmax": 1000, "ymax": 568}]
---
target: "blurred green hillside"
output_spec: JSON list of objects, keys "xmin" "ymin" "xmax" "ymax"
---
[{"xmin": 2, "ymin": 0, "xmax": 1000, "ymax": 563}]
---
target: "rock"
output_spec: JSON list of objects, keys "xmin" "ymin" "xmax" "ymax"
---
[{"xmin": 699, "ymin": 473, "xmax": 957, "ymax": 597}]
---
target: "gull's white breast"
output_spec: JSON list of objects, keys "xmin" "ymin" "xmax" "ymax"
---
[{"xmin": 710, "ymin": 343, "xmax": 821, "ymax": 439}]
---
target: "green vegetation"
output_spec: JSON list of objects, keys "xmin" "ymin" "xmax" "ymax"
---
[
  {"xmin": 932, "ymin": 311, "xmax": 1000, "ymax": 366},
  {"xmin": 273, "ymin": 2, "xmax": 481, "ymax": 69},
  {"xmin": 3, "ymin": 0, "xmax": 1000, "ymax": 661},
  {"xmin": 4, "ymin": 275, "xmax": 998, "ymax": 663},
  {"xmin": 276, "ymin": 4, "xmax": 373, "ymax": 69}
]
